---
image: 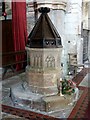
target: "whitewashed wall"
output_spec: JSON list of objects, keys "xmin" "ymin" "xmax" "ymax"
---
[
  {"xmin": 49, "ymin": 9, "xmax": 66, "ymax": 76},
  {"xmin": 65, "ymin": 0, "xmax": 83, "ymax": 65}
]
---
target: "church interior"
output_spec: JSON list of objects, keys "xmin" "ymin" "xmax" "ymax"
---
[{"xmin": 0, "ymin": 0, "xmax": 90, "ymax": 119}]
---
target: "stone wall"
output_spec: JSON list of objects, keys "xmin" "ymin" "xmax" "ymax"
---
[
  {"xmin": 65, "ymin": 0, "xmax": 83, "ymax": 65},
  {"xmin": 88, "ymin": 2, "xmax": 90, "ymax": 61},
  {"xmin": 82, "ymin": 0, "xmax": 90, "ymax": 61}
]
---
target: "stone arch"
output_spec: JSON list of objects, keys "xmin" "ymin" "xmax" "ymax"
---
[
  {"xmin": 45, "ymin": 55, "xmax": 55, "ymax": 68},
  {"xmin": 33, "ymin": 55, "xmax": 42, "ymax": 68}
]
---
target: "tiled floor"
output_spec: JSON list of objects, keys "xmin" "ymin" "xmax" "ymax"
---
[{"xmin": 2, "ymin": 112, "xmax": 24, "ymax": 119}]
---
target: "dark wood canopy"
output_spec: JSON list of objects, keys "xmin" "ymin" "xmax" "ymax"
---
[{"xmin": 27, "ymin": 7, "xmax": 62, "ymax": 48}]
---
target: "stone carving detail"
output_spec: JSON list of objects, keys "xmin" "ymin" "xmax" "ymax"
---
[
  {"xmin": 31, "ymin": 55, "xmax": 42, "ymax": 68},
  {"xmin": 45, "ymin": 56, "xmax": 55, "ymax": 68}
]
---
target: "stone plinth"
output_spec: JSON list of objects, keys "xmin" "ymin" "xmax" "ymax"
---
[
  {"xmin": 25, "ymin": 47, "xmax": 62, "ymax": 96},
  {"xmin": 11, "ymin": 83, "xmax": 73, "ymax": 112},
  {"xmin": 42, "ymin": 94, "xmax": 73, "ymax": 112}
]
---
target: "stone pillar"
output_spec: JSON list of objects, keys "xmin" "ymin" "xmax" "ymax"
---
[
  {"xmin": 82, "ymin": 1, "xmax": 90, "ymax": 61},
  {"xmin": 82, "ymin": 1, "xmax": 88, "ymax": 30},
  {"xmin": 88, "ymin": 2, "xmax": 90, "ymax": 61},
  {"xmin": 65, "ymin": 0, "xmax": 83, "ymax": 65},
  {"xmin": 49, "ymin": 0, "xmax": 67, "ymax": 76},
  {"xmin": 88, "ymin": 31, "xmax": 90, "ymax": 61}
]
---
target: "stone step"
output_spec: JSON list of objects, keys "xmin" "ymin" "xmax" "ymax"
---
[{"xmin": 42, "ymin": 94, "xmax": 73, "ymax": 112}]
